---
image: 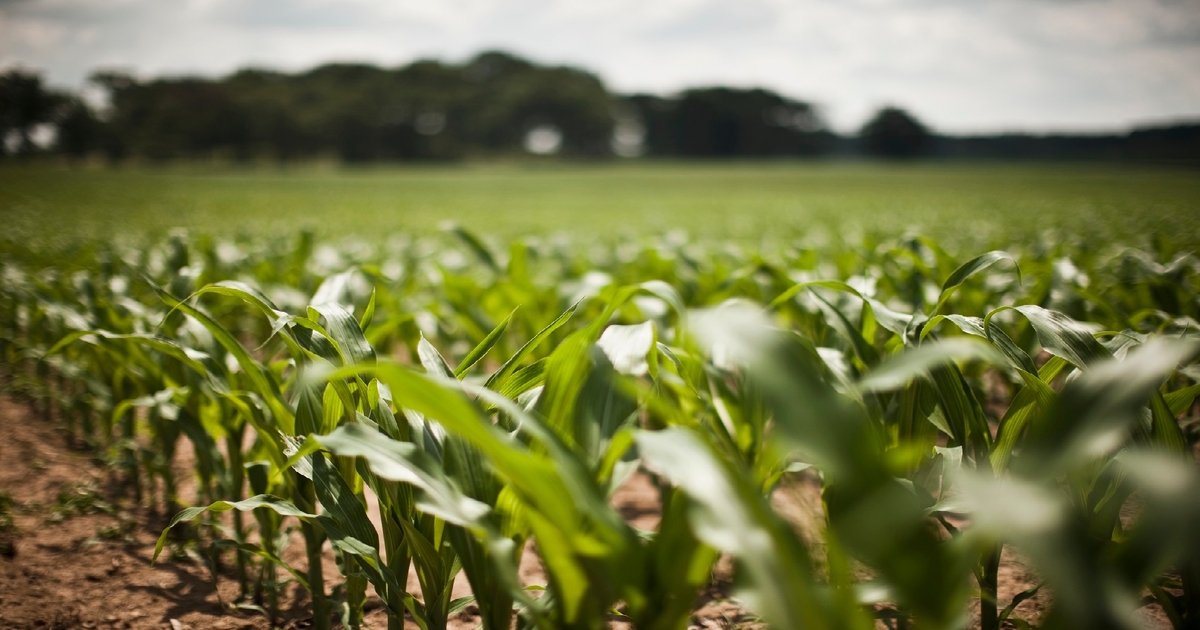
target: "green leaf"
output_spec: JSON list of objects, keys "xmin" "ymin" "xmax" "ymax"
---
[
  {"xmin": 317, "ymin": 423, "xmax": 489, "ymax": 526},
  {"xmin": 811, "ymin": 290, "xmax": 879, "ymax": 366},
  {"xmin": 322, "ymin": 364, "xmax": 581, "ymax": 530},
  {"xmin": 998, "ymin": 584, "xmax": 1041, "ymax": 623},
  {"xmin": 935, "ymin": 250, "xmax": 1019, "ymax": 312},
  {"xmin": 1164, "ymin": 383, "xmax": 1200, "ymax": 417},
  {"xmin": 484, "ymin": 302, "xmax": 578, "ymax": 391},
  {"xmin": 1019, "ymin": 338, "xmax": 1200, "ymax": 474},
  {"xmin": 358, "ymin": 288, "xmax": 377, "ymax": 331},
  {"xmin": 311, "ymin": 302, "xmax": 375, "ymax": 365},
  {"xmin": 856, "ymin": 338, "xmax": 1004, "ymax": 393},
  {"xmin": 192, "ymin": 281, "xmax": 311, "ymax": 357},
  {"xmin": 924, "ymin": 313, "xmax": 1037, "ymax": 375},
  {"xmin": 447, "ymin": 595, "xmax": 476, "ymax": 617},
  {"xmin": 769, "ymin": 279, "xmax": 911, "ymax": 337},
  {"xmin": 989, "ymin": 305, "xmax": 1110, "ymax": 369},
  {"xmin": 637, "ymin": 427, "xmax": 840, "ymax": 630},
  {"xmin": 151, "ymin": 281, "xmax": 295, "ymax": 433},
  {"xmin": 638, "ymin": 280, "xmax": 688, "ymax": 335},
  {"xmin": 455, "ymin": 307, "xmax": 516, "ymax": 378},
  {"xmin": 990, "ymin": 360, "xmax": 1063, "ymax": 472},
  {"xmin": 1148, "ymin": 390, "xmax": 1188, "ymax": 453},
  {"xmin": 445, "ymin": 223, "xmax": 499, "ymax": 273},
  {"xmin": 311, "ymin": 269, "xmax": 358, "ymax": 308},
  {"xmin": 154, "ymin": 495, "xmax": 313, "ymax": 563},
  {"xmin": 495, "ymin": 359, "xmax": 546, "ymax": 400},
  {"xmin": 46, "ymin": 330, "xmax": 221, "ymax": 389},
  {"xmin": 310, "ymin": 453, "xmax": 377, "ymax": 549},
  {"xmin": 418, "ymin": 335, "xmax": 456, "ymax": 378}
]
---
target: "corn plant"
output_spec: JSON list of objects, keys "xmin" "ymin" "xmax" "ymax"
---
[{"xmin": 3, "ymin": 227, "xmax": 1198, "ymax": 630}]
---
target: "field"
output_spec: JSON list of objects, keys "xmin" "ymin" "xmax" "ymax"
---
[
  {"xmin": 1, "ymin": 161, "xmax": 1199, "ymax": 630},
  {"xmin": 3, "ymin": 162, "xmax": 1199, "ymax": 245}
]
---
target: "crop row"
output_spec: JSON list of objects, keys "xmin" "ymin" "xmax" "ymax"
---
[{"xmin": 1, "ymin": 229, "xmax": 1198, "ymax": 630}]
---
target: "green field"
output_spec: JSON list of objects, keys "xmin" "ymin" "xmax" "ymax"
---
[
  {"xmin": 4, "ymin": 159, "xmax": 1200, "ymax": 629},
  {"xmin": 3, "ymin": 162, "xmax": 1198, "ymax": 247}
]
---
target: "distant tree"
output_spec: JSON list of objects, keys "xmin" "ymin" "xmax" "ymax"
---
[
  {"xmin": 76, "ymin": 55, "xmax": 610, "ymax": 161},
  {"xmin": 464, "ymin": 51, "xmax": 614, "ymax": 156},
  {"xmin": 25, "ymin": 59, "xmax": 1200, "ymax": 164},
  {"xmin": 0, "ymin": 69, "xmax": 64, "ymax": 156},
  {"xmin": 623, "ymin": 94, "xmax": 677, "ymax": 155},
  {"xmin": 53, "ymin": 96, "xmax": 102, "ymax": 159},
  {"xmin": 860, "ymin": 106, "xmax": 932, "ymax": 158},
  {"xmin": 623, "ymin": 88, "xmax": 832, "ymax": 157},
  {"xmin": 1125, "ymin": 123, "xmax": 1200, "ymax": 162},
  {"xmin": 282, "ymin": 61, "xmax": 466, "ymax": 161},
  {"xmin": 93, "ymin": 72, "xmax": 255, "ymax": 161},
  {"xmin": 88, "ymin": 72, "xmax": 134, "ymax": 160}
]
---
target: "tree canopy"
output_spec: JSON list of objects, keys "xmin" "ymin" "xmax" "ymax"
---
[
  {"xmin": 3, "ymin": 56, "xmax": 1197, "ymax": 163},
  {"xmin": 859, "ymin": 106, "xmax": 933, "ymax": 158}
]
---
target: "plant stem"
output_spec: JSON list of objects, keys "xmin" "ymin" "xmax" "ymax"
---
[
  {"xmin": 979, "ymin": 545, "xmax": 1002, "ymax": 630},
  {"xmin": 382, "ymin": 512, "xmax": 409, "ymax": 630},
  {"xmin": 226, "ymin": 429, "xmax": 248, "ymax": 598},
  {"xmin": 298, "ymin": 477, "xmax": 331, "ymax": 630}
]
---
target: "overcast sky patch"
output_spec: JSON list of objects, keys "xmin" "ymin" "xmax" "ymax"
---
[{"xmin": 1, "ymin": 0, "xmax": 1198, "ymax": 132}]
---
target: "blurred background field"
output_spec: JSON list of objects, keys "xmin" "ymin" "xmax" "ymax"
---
[{"xmin": 3, "ymin": 161, "xmax": 1198, "ymax": 248}]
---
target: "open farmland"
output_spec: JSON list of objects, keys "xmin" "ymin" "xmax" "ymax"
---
[
  {"xmin": 1, "ymin": 161, "xmax": 1199, "ymax": 630},
  {"xmin": 2, "ymin": 162, "xmax": 1199, "ymax": 246}
]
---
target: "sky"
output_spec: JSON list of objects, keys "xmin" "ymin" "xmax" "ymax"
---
[{"xmin": 2, "ymin": 0, "xmax": 1199, "ymax": 133}]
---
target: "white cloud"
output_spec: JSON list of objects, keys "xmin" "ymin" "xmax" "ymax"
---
[{"xmin": 1, "ymin": 0, "xmax": 1197, "ymax": 132}]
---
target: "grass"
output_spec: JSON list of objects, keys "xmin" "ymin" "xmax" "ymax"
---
[{"xmin": 1, "ymin": 161, "xmax": 1198, "ymax": 247}]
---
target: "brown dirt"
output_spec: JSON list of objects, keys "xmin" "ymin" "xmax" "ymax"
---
[
  {"xmin": 0, "ymin": 396, "xmax": 304, "ymax": 630},
  {"xmin": 0, "ymin": 395, "xmax": 1177, "ymax": 629}
]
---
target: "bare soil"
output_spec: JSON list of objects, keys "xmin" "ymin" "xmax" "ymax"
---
[
  {"xmin": 0, "ymin": 396, "xmax": 1173, "ymax": 629},
  {"xmin": 0, "ymin": 396, "xmax": 296, "ymax": 630}
]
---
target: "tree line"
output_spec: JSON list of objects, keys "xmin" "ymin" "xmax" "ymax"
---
[{"xmin": 2, "ymin": 51, "xmax": 1198, "ymax": 162}]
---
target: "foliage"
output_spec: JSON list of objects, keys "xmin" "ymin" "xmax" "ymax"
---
[
  {"xmin": 0, "ymin": 69, "xmax": 69, "ymax": 156},
  {"xmin": 6, "ymin": 56, "xmax": 1200, "ymax": 163},
  {"xmin": 860, "ymin": 106, "xmax": 933, "ymax": 159},
  {"xmin": 624, "ymin": 88, "xmax": 833, "ymax": 157},
  {"xmin": 84, "ymin": 52, "xmax": 615, "ymax": 162},
  {"xmin": 2, "ymin": 226, "xmax": 1199, "ymax": 630}
]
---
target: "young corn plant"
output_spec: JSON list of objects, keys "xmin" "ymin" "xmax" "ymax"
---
[{"xmin": 5, "ymin": 228, "xmax": 1199, "ymax": 630}]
